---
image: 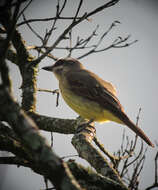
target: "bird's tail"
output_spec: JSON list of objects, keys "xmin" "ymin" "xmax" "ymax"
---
[{"xmin": 121, "ymin": 113, "xmax": 154, "ymax": 147}]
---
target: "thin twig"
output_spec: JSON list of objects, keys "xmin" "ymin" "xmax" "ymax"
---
[
  {"xmin": 27, "ymin": 46, "xmax": 58, "ymax": 61},
  {"xmin": 93, "ymin": 136, "xmax": 119, "ymax": 165},
  {"xmin": 68, "ymin": 30, "xmax": 72, "ymax": 57},
  {"xmin": 77, "ymin": 22, "xmax": 138, "ymax": 60},
  {"xmin": 17, "ymin": 0, "xmax": 119, "ymax": 27},
  {"xmin": 17, "ymin": 0, "xmax": 33, "ymax": 20},
  {"xmin": 37, "ymin": 88, "xmax": 60, "ymax": 107},
  {"xmin": 58, "ymin": 0, "xmax": 67, "ymax": 15},
  {"xmin": 125, "ymin": 142, "xmax": 144, "ymax": 168},
  {"xmin": 128, "ymin": 148, "xmax": 147, "ymax": 189},
  {"xmin": 54, "ymin": 24, "xmax": 99, "ymax": 53},
  {"xmin": 32, "ymin": 13, "xmax": 87, "ymax": 65},
  {"xmin": 86, "ymin": 0, "xmax": 119, "ymax": 18},
  {"xmin": 42, "ymin": 0, "xmax": 61, "ymax": 46},
  {"xmin": 22, "ymin": 14, "xmax": 43, "ymax": 42},
  {"xmin": 73, "ymin": 0, "xmax": 83, "ymax": 22},
  {"xmin": 132, "ymin": 108, "xmax": 142, "ymax": 151},
  {"xmin": 32, "ymin": 0, "xmax": 120, "ymax": 64},
  {"xmin": 17, "ymin": 16, "xmax": 83, "ymax": 27}
]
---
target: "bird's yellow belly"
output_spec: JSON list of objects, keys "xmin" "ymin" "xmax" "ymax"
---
[{"xmin": 60, "ymin": 87, "xmax": 123, "ymax": 124}]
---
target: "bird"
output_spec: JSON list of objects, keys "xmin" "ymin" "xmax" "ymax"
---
[{"xmin": 42, "ymin": 57, "xmax": 154, "ymax": 147}]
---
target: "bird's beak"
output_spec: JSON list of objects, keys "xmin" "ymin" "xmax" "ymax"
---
[{"xmin": 42, "ymin": 65, "xmax": 54, "ymax": 72}]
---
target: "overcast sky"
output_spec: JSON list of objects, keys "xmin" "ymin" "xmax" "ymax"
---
[{"xmin": 1, "ymin": 0, "xmax": 158, "ymax": 189}]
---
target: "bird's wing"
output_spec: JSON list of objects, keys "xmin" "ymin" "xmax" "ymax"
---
[
  {"xmin": 66, "ymin": 70, "xmax": 124, "ymax": 115},
  {"xmin": 99, "ymin": 77, "xmax": 117, "ymax": 96}
]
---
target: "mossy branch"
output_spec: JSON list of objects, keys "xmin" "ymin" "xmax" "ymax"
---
[{"xmin": 0, "ymin": 86, "xmax": 82, "ymax": 190}]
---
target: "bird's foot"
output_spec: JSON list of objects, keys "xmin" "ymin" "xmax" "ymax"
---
[{"xmin": 76, "ymin": 119, "xmax": 96, "ymax": 134}]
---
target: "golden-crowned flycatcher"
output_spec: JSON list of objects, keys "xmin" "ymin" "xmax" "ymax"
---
[{"xmin": 42, "ymin": 57, "xmax": 154, "ymax": 147}]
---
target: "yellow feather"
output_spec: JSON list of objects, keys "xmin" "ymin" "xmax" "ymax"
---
[{"xmin": 60, "ymin": 83, "xmax": 123, "ymax": 124}]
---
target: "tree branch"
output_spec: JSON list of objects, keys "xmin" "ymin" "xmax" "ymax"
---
[
  {"xmin": 0, "ymin": 86, "xmax": 82, "ymax": 190},
  {"xmin": 0, "ymin": 156, "xmax": 30, "ymax": 167},
  {"xmin": 0, "ymin": 4, "xmax": 38, "ymax": 112},
  {"xmin": 0, "ymin": 122, "xmax": 30, "ymax": 160},
  {"xmin": 68, "ymin": 160, "xmax": 128, "ymax": 190},
  {"xmin": 28, "ymin": 112, "xmax": 78, "ymax": 134},
  {"xmin": 71, "ymin": 122, "xmax": 128, "ymax": 189},
  {"xmin": 32, "ymin": 0, "xmax": 120, "ymax": 64}
]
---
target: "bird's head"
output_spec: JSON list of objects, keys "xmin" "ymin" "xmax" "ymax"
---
[{"xmin": 42, "ymin": 57, "xmax": 84, "ymax": 80}]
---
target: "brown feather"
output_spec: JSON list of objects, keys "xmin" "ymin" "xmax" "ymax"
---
[{"xmin": 66, "ymin": 69, "xmax": 154, "ymax": 147}]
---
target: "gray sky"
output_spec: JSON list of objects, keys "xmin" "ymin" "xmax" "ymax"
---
[{"xmin": 1, "ymin": 0, "xmax": 158, "ymax": 189}]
